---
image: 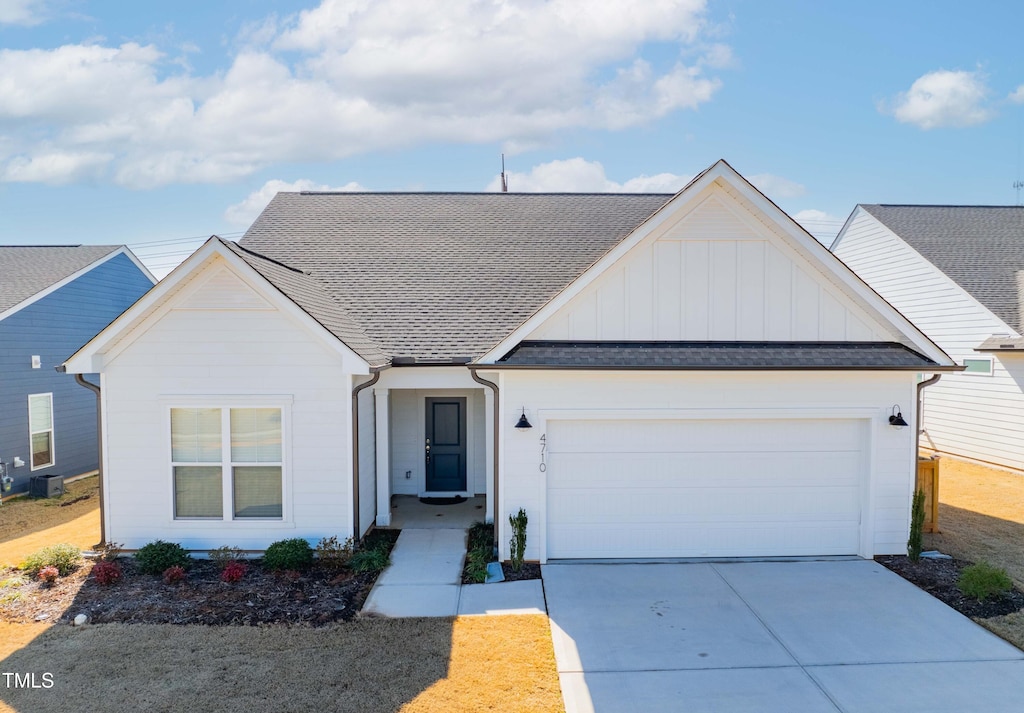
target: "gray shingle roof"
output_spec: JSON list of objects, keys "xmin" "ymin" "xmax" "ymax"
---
[
  {"xmin": 220, "ymin": 239, "xmax": 389, "ymax": 367},
  {"xmin": 239, "ymin": 193, "xmax": 672, "ymax": 363},
  {"xmin": 0, "ymin": 245, "xmax": 122, "ymax": 314},
  {"xmin": 496, "ymin": 341, "xmax": 939, "ymax": 369},
  {"xmin": 861, "ymin": 205, "xmax": 1024, "ymax": 332}
]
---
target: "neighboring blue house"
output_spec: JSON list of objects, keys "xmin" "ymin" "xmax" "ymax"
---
[{"xmin": 0, "ymin": 246, "xmax": 155, "ymax": 495}]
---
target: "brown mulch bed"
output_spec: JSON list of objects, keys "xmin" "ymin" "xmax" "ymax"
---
[
  {"xmin": 1, "ymin": 530, "xmax": 401, "ymax": 627},
  {"xmin": 501, "ymin": 562, "xmax": 542, "ymax": 582},
  {"xmin": 876, "ymin": 554, "xmax": 1024, "ymax": 619}
]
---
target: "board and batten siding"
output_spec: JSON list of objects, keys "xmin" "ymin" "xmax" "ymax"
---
[
  {"xmin": 497, "ymin": 369, "xmax": 918, "ymax": 563},
  {"xmin": 528, "ymin": 194, "xmax": 896, "ymax": 343},
  {"xmin": 834, "ymin": 208, "xmax": 1024, "ymax": 471},
  {"xmin": 0, "ymin": 252, "xmax": 153, "ymax": 493},
  {"xmin": 99, "ymin": 264, "xmax": 357, "ymax": 550}
]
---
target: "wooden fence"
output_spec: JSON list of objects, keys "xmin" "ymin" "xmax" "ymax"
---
[{"xmin": 916, "ymin": 455, "xmax": 940, "ymax": 533}]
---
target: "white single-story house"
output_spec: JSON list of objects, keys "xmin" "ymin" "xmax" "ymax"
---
[
  {"xmin": 832, "ymin": 205, "xmax": 1024, "ymax": 472},
  {"xmin": 63, "ymin": 161, "xmax": 957, "ymax": 562}
]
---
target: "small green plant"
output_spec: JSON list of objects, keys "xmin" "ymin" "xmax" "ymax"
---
[
  {"xmin": 509, "ymin": 508, "xmax": 528, "ymax": 573},
  {"xmin": 349, "ymin": 547, "xmax": 389, "ymax": 573},
  {"xmin": 91, "ymin": 561, "xmax": 122, "ymax": 586},
  {"xmin": 464, "ymin": 522, "xmax": 495, "ymax": 583},
  {"xmin": 263, "ymin": 538, "xmax": 314, "ymax": 572},
  {"xmin": 0, "ymin": 591, "xmax": 25, "ymax": 606},
  {"xmin": 162, "ymin": 565, "xmax": 187, "ymax": 585},
  {"xmin": 907, "ymin": 488, "xmax": 926, "ymax": 561},
  {"xmin": 37, "ymin": 566, "xmax": 60, "ymax": 585},
  {"xmin": 958, "ymin": 561, "xmax": 1012, "ymax": 601},
  {"xmin": 20, "ymin": 543, "xmax": 81, "ymax": 577},
  {"xmin": 208, "ymin": 545, "xmax": 245, "ymax": 570},
  {"xmin": 135, "ymin": 540, "xmax": 191, "ymax": 575},
  {"xmin": 0, "ymin": 575, "xmax": 28, "ymax": 589},
  {"xmin": 316, "ymin": 535, "xmax": 355, "ymax": 571},
  {"xmin": 348, "ymin": 532, "xmax": 393, "ymax": 574}
]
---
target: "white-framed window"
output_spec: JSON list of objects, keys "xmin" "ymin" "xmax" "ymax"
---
[
  {"xmin": 28, "ymin": 393, "xmax": 55, "ymax": 470},
  {"xmin": 170, "ymin": 406, "xmax": 284, "ymax": 520},
  {"xmin": 963, "ymin": 358, "xmax": 994, "ymax": 376}
]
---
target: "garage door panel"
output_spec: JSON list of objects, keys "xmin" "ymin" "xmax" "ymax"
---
[
  {"xmin": 549, "ymin": 486, "xmax": 860, "ymax": 523},
  {"xmin": 550, "ymin": 419, "xmax": 863, "ymax": 453},
  {"xmin": 548, "ymin": 451, "xmax": 862, "ymax": 489},
  {"xmin": 546, "ymin": 418, "xmax": 866, "ymax": 559},
  {"xmin": 548, "ymin": 522, "xmax": 861, "ymax": 559}
]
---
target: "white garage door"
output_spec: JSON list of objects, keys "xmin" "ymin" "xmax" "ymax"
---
[{"xmin": 546, "ymin": 418, "xmax": 865, "ymax": 559}]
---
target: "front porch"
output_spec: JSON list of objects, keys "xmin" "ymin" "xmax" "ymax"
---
[
  {"xmin": 355, "ymin": 366, "xmax": 495, "ymax": 532},
  {"xmin": 385, "ymin": 494, "xmax": 488, "ymax": 529}
]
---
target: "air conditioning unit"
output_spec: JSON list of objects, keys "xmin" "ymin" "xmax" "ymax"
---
[{"xmin": 30, "ymin": 474, "xmax": 64, "ymax": 498}]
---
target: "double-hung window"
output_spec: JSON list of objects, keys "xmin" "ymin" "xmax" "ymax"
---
[
  {"xmin": 171, "ymin": 407, "xmax": 283, "ymax": 520},
  {"xmin": 28, "ymin": 393, "xmax": 55, "ymax": 469}
]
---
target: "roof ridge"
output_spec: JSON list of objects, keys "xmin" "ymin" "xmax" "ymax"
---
[{"xmin": 220, "ymin": 238, "xmax": 309, "ymax": 275}]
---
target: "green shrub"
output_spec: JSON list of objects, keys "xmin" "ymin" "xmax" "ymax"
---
[
  {"xmin": 349, "ymin": 546, "xmax": 389, "ymax": 574},
  {"xmin": 208, "ymin": 545, "xmax": 245, "ymax": 570},
  {"xmin": 135, "ymin": 540, "xmax": 191, "ymax": 575},
  {"xmin": 958, "ymin": 561, "xmax": 1013, "ymax": 601},
  {"xmin": 315, "ymin": 536, "xmax": 355, "ymax": 571},
  {"xmin": 464, "ymin": 522, "xmax": 495, "ymax": 583},
  {"xmin": 509, "ymin": 508, "xmax": 528, "ymax": 573},
  {"xmin": 263, "ymin": 538, "xmax": 314, "ymax": 572},
  {"xmin": 907, "ymin": 489, "xmax": 926, "ymax": 561},
  {"xmin": 20, "ymin": 543, "xmax": 81, "ymax": 577}
]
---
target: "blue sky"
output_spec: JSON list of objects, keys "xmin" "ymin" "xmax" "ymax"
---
[{"xmin": 1, "ymin": 0, "xmax": 1022, "ymax": 276}]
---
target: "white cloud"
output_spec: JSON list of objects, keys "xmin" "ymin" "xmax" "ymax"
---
[
  {"xmin": 0, "ymin": 0, "xmax": 47, "ymax": 26},
  {"xmin": 0, "ymin": 0, "xmax": 728, "ymax": 187},
  {"xmin": 1010, "ymin": 85, "xmax": 1024, "ymax": 105},
  {"xmin": 793, "ymin": 209, "xmax": 843, "ymax": 245},
  {"xmin": 224, "ymin": 178, "xmax": 366, "ymax": 226},
  {"xmin": 748, "ymin": 173, "xmax": 805, "ymax": 199},
  {"xmin": 888, "ymin": 69, "xmax": 993, "ymax": 129},
  {"xmin": 486, "ymin": 158, "xmax": 691, "ymax": 193}
]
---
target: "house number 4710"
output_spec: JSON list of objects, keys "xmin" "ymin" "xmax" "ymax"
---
[{"xmin": 539, "ymin": 434, "xmax": 547, "ymax": 472}]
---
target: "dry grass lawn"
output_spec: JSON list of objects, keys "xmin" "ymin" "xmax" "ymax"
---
[
  {"xmin": 0, "ymin": 478, "xmax": 100, "ymax": 567},
  {"xmin": 0, "ymin": 615, "xmax": 562, "ymax": 713},
  {"xmin": 923, "ymin": 456, "xmax": 1024, "ymax": 649}
]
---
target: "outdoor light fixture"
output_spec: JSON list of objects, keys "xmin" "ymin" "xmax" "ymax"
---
[
  {"xmin": 514, "ymin": 408, "xmax": 532, "ymax": 429},
  {"xmin": 888, "ymin": 405, "xmax": 909, "ymax": 428}
]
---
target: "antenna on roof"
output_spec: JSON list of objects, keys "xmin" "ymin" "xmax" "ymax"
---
[
  {"xmin": 500, "ymin": 154, "xmax": 508, "ymax": 193},
  {"xmin": 1015, "ymin": 180, "xmax": 1023, "ymax": 206}
]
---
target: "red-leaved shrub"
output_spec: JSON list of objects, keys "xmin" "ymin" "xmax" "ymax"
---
[
  {"xmin": 37, "ymin": 565, "xmax": 59, "ymax": 585},
  {"xmin": 220, "ymin": 560, "xmax": 247, "ymax": 584},
  {"xmin": 162, "ymin": 565, "xmax": 187, "ymax": 585},
  {"xmin": 92, "ymin": 561, "xmax": 122, "ymax": 586}
]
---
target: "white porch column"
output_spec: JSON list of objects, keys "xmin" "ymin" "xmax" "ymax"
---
[
  {"xmin": 374, "ymin": 387, "xmax": 391, "ymax": 527},
  {"xmin": 483, "ymin": 385, "xmax": 495, "ymax": 524}
]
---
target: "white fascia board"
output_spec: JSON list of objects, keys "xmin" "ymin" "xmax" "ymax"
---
[
  {"xmin": 841, "ymin": 210, "xmax": 1021, "ymax": 342},
  {"xmin": 0, "ymin": 246, "xmax": 141, "ymax": 324},
  {"xmin": 829, "ymin": 205, "xmax": 864, "ymax": 253},
  {"xmin": 63, "ymin": 238, "xmax": 371, "ymax": 374}
]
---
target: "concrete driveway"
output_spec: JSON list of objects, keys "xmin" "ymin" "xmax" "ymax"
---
[{"xmin": 544, "ymin": 560, "xmax": 1024, "ymax": 712}]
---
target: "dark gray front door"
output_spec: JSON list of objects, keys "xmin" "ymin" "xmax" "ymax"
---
[{"xmin": 425, "ymin": 397, "xmax": 467, "ymax": 492}]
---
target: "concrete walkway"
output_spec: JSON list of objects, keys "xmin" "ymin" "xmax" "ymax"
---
[
  {"xmin": 360, "ymin": 528, "xmax": 546, "ymax": 617},
  {"xmin": 544, "ymin": 560, "xmax": 1024, "ymax": 713}
]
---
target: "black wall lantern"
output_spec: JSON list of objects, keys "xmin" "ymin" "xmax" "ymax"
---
[
  {"xmin": 514, "ymin": 408, "xmax": 532, "ymax": 429},
  {"xmin": 888, "ymin": 405, "xmax": 909, "ymax": 428}
]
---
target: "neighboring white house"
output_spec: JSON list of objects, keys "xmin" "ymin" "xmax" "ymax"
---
[
  {"xmin": 64, "ymin": 161, "xmax": 957, "ymax": 562},
  {"xmin": 832, "ymin": 205, "xmax": 1024, "ymax": 472}
]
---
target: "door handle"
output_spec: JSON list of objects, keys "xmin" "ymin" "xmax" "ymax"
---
[{"xmin": 425, "ymin": 438, "xmax": 431, "ymax": 464}]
